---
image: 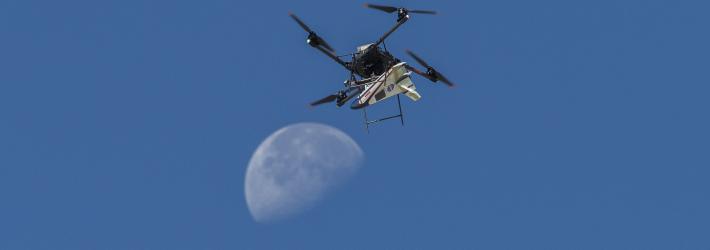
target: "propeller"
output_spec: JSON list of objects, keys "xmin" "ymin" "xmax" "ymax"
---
[
  {"xmin": 310, "ymin": 85, "xmax": 365, "ymax": 107},
  {"xmin": 310, "ymin": 91, "xmax": 346, "ymax": 107},
  {"xmin": 289, "ymin": 12, "xmax": 335, "ymax": 52},
  {"xmin": 364, "ymin": 3, "xmax": 437, "ymax": 15},
  {"xmin": 310, "ymin": 93, "xmax": 339, "ymax": 107},
  {"xmin": 406, "ymin": 50, "xmax": 455, "ymax": 87}
]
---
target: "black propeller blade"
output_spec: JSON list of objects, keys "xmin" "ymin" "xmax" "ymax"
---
[
  {"xmin": 311, "ymin": 86, "xmax": 364, "ymax": 107},
  {"xmin": 364, "ymin": 3, "xmax": 437, "ymax": 15},
  {"xmin": 408, "ymin": 10, "xmax": 437, "ymax": 14},
  {"xmin": 289, "ymin": 12, "xmax": 335, "ymax": 52},
  {"xmin": 310, "ymin": 90, "xmax": 349, "ymax": 107},
  {"xmin": 406, "ymin": 50, "xmax": 455, "ymax": 87},
  {"xmin": 289, "ymin": 12, "xmax": 313, "ymax": 33},
  {"xmin": 310, "ymin": 94, "xmax": 339, "ymax": 107},
  {"xmin": 406, "ymin": 50, "xmax": 431, "ymax": 68},
  {"xmin": 364, "ymin": 3, "xmax": 398, "ymax": 13}
]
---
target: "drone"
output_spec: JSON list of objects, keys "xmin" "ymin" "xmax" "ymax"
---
[{"xmin": 290, "ymin": 3, "xmax": 456, "ymax": 130}]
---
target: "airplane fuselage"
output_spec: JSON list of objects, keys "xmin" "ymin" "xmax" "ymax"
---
[{"xmin": 350, "ymin": 62, "xmax": 420, "ymax": 109}]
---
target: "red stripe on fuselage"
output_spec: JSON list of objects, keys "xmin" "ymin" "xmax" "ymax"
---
[{"xmin": 359, "ymin": 78, "xmax": 385, "ymax": 104}]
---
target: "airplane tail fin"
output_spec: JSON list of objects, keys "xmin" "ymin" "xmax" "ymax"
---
[{"xmin": 398, "ymin": 83, "xmax": 421, "ymax": 101}]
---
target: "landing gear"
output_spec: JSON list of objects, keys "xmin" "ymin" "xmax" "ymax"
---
[{"xmin": 363, "ymin": 94, "xmax": 405, "ymax": 133}]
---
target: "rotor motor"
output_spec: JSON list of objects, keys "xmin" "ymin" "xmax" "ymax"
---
[{"xmin": 306, "ymin": 32, "xmax": 319, "ymax": 47}]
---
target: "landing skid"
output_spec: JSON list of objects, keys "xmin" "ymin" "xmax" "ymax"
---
[{"xmin": 363, "ymin": 94, "xmax": 405, "ymax": 133}]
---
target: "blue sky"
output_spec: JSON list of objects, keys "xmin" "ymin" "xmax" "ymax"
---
[{"xmin": 1, "ymin": 0, "xmax": 709, "ymax": 249}]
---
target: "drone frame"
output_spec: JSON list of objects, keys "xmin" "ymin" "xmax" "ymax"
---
[{"xmin": 291, "ymin": 4, "xmax": 452, "ymax": 132}]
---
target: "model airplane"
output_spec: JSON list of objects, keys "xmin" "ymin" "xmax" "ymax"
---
[{"xmin": 290, "ymin": 4, "xmax": 456, "ymax": 129}]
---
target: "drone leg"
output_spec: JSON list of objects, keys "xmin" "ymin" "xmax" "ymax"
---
[
  {"xmin": 397, "ymin": 94, "xmax": 404, "ymax": 126},
  {"xmin": 363, "ymin": 108, "xmax": 370, "ymax": 133}
]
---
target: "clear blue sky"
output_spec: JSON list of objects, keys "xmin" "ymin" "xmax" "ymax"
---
[{"xmin": 1, "ymin": 0, "xmax": 709, "ymax": 249}]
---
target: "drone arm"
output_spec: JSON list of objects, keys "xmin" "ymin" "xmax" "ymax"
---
[
  {"xmin": 373, "ymin": 15, "xmax": 409, "ymax": 47},
  {"xmin": 313, "ymin": 45, "xmax": 350, "ymax": 70}
]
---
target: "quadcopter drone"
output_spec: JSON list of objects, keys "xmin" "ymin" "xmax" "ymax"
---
[{"xmin": 290, "ymin": 3, "xmax": 456, "ymax": 130}]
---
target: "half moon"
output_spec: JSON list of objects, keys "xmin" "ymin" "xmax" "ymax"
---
[{"xmin": 244, "ymin": 123, "xmax": 364, "ymax": 223}]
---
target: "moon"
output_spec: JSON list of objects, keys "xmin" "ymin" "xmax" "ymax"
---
[{"xmin": 244, "ymin": 123, "xmax": 364, "ymax": 223}]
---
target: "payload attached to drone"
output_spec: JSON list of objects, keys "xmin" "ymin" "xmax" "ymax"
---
[{"xmin": 290, "ymin": 3, "xmax": 456, "ymax": 130}]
